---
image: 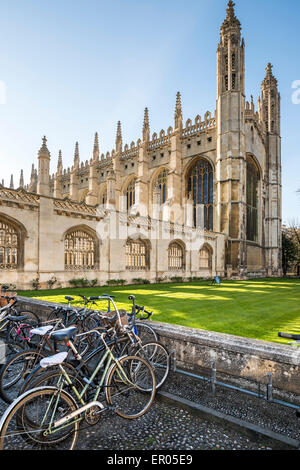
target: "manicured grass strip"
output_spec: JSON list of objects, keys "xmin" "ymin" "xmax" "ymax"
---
[{"xmin": 20, "ymin": 278, "xmax": 300, "ymax": 345}]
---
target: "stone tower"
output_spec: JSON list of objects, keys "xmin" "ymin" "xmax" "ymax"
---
[
  {"xmin": 216, "ymin": 1, "xmax": 247, "ymax": 277},
  {"xmin": 260, "ymin": 63, "xmax": 282, "ymax": 275},
  {"xmin": 37, "ymin": 136, "xmax": 51, "ymax": 196}
]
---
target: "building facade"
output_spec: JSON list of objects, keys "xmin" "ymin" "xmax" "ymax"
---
[{"xmin": 0, "ymin": 1, "xmax": 282, "ymax": 289}]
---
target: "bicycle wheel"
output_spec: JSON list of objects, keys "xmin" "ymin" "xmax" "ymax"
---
[
  {"xmin": 105, "ymin": 355, "xmax": 156, "ymax": 419},
  {"xmin": 135, "ymin": 322, "xmax": 158, "ymax": 343},
  {"xmin": 6, "ymin": 320, "xmax": 39, "ymax": 348},
  {"xmin": 16, "ymin": 311, "xmax": 41, "ymax": 326},
  {"xmin": 0, "ymin": 349, "xmax": 46, "ymax": 404},
  {"xmin": 133, "ymin": 341, "xmax": 170, "ymax": 390},
  {"xmin": 20, "ymin": 367, "xmax": 87, "ymax": 403},
  {"xmin": 0, "ymin": 386, "xmax": 79, "ymax": 450}
]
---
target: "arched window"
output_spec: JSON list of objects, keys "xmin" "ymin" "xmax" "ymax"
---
[
  {"xmin": 246, "ymin": 158, "xmax": 259, "ymax": 242},
  {"xmin": 168, "ymin": 242, "xmax": 184, "ymax": 270},
  {"xmin": 99, "ymin": 189, "xmax": 107, "ymax": 207},
  {"xmin": 126, "ymin": 239, "xmax": 149, "ymax": 270},
  {"xmin": 153, "ymin": 169, "xmax": 167, "ymax": 204},
  {"xmin": 65, "ymin": 228, "xmax": 97, "ymax": 270},
  {"xmin": 187, "ymin": 158, "xmax": 214, "ymax": 230},
  {"xmin": 126, "ymin": 179, "xmax": 136, "ymax": 211},
  {"xmin": 199, "ymin": 245, "xmax": 212, "ymax": 271},
  {"xmin": 0, "ymin": 221, "xmax": 18, "ymax": 269}
]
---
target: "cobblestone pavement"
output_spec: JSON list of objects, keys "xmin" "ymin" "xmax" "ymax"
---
[
  {"xmin": 75, "ymin": 399, "xmax": 274, "ymax": 451},
  {"xmin": 0, "ymin": 370, "xmax": 298, "ymax": 450},
  {"xmin": 163, "ymin": 371, "xmax": 300, "ymax": 442}
]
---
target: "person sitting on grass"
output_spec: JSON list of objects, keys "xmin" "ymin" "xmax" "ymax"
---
[{"xmin": 211, "ymin": 276, "xmax": 221, "ymax": 286}]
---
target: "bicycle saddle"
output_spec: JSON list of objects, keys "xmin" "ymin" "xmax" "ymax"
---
[
  {"xmin": 50, "ymin": 326, "xmax": 77, "ymax": 342},
  {"xmin": 65, "ymin": 296, "xmax": 74, "ymax": 302},
  {"xmin": 6, "ymin": 315, "xmax": 28, "ymax": 322}
]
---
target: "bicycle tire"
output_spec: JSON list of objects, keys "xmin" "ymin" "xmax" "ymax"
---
[
  {"xmin": 19, "ymin": 361, "xmax": 79, "ymax": 396},
  {"xmin": 19, "ymin": 366, "xmax": 87, "ymax": 403},
  {"xmin": 129, "ymin": 341, "xmax": 170, "ymax": 390},
  {"xmin": 16, "ymin": 310, "xmax": 41, "ymax": 326},
  {"xmin": 135, "ymin": 322, "xmax": 158, "ymax": 343},
  {"xmin": 0, "ymin": 386, "xmax": 79, "ymax": 450},
  {"xmin": 105, "ymin": 355, "xmax": 156, "ymax": 419},
  {"xmin": 0, "ymin": 349, "xmax": 46, "ymax": 404}
]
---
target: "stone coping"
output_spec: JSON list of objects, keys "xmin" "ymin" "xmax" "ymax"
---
[{"xmin": 17, "ymin": 295, "xmax": 300, "ymax": 366}]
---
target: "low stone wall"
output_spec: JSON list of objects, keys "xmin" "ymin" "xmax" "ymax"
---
[{"xmin": 17, "ymin": 296, "xmax": 300, "ymax": 395}]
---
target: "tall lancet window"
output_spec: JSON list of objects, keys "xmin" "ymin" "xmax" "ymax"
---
[
  {"xmin": 0, "ymin": 221, "xmax": 18, "ymax": 269},
  {"xmin": 64, "ymin": 228, "xmax": 97, "ymax": 270},
  {"xmin": 126, "ymin": 179, "xmax": 136, "ymax": 211},
  {"xmin": 246, "ymin": 157, "xmax": 259, "ymax": 242},
  {"xmin": 153, "ymin": 169, "xmax": 167, "ymax": 204},
  {"xmin": 187, "ymin": 158, "xmax": 214, "ymax": 230}
]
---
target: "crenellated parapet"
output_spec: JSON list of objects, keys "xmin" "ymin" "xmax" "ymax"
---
[{"xmin": 181, "ymin": 112, "xmax": 216, "ymax": 138}]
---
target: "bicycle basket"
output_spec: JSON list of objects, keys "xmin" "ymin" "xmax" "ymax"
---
[
  {"xmin": 0, "ymin": 286, "xmax": 17, "ymax": 307},
  {"xmin": 100, "ymin": 309, "xmax": 128, "ymax": 332}
]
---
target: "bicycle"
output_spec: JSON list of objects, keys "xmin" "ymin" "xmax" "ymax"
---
[
  {"xmin": 0, "ymin": 326, "xmax": 156, "ymax": 450},
  {"xmin": 127, "ymin": 295, "xmax": 158, "ymax": 343},
  {"xmin": 0, "ymin": 318, "xmax": 65, "ymax": 404},
  {"xmin": 20, "ymin": 294, "xmax": 170, "ymax": 395}
]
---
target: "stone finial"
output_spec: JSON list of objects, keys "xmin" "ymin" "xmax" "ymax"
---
[
  {"xmin": 221, "ymin": 0, "xmax": 241, "ymax": 31},
  {"xmin": 174, "ymin": 91, "xmax": 183, "ymax": 130},
  {"xmin": 10, "ymin": 174, "xmax": 14, "ymax": 189},
  {"xmin": 116, "ymin": 121, "xmax": 123, "ymax": 152},
  {"xmin": 93, "ymin": 132, "xmax": 99, "ymax": 161},
  {"xmin": 262, "ymin": 62, "xmax": 278, "ymax": 88},
  {"xmin": 142, "ymin": 108, "xmax": 150, "ymax": 142},
  {"xmin": 38, "ymin": 135, "xmax": 50, "ymax": 159}
]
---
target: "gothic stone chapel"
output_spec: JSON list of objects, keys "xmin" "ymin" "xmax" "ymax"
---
[{"xmin": 0, "ymin": 1, "xmax": 282, "ymax": 289}]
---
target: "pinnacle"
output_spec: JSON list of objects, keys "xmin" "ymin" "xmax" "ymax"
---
[
  {"xmin": 116, "ymin": 121, "xmax": 122, "ymax": 143},
  {"xmin": 143, "ymin": 107, "xmax": 149, "ymax": 126},
  {"xmin": 175, "ymin": 91, "xmax": 182, "ymax": 113},
  {"xmin": 222, "ymin": 0, "xmax": 241, "ymax": 30}
]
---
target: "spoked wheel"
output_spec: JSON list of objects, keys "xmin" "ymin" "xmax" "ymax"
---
[
  {"xmin": 16, "ymin": 311, "xmax": 41, "ymax": 326},
  {"xmin": 135, "ymin": 322, "xmax": 158, "ymax": 343},
  {"xmin": 0, "ymin": 387, "xmax": 79, "ymax": 450},
  {"xmin": 133, "ymin": 341, "xmax": 170, "ymax": 390},
  {"xmin": 0, "ymin": 350, "xmax": 46, "ymax": 404},
  {"xmin": 105, "ymin": 355, "xmax": 156, "ymax": 419}
]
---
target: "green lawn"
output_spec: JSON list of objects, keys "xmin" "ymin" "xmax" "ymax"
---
[{"xmin": 20, "ymin": 278, "xmax": 300, "ymax": 345}]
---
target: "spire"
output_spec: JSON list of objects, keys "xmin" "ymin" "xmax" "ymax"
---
[
  {"xmin": 74, "ymin": 142, "xmax": 79, "ymax": 168},
  {"xmin": 28, "ymin": 164, "xmax": 36, "ymax": 192},
  {"xmin": 10, "ymin": 174, "xmax": 14, "ymax": 189},
  {"xmin": 116, "ymin": 121, "xmax": 122, "ymax": 152},
  {"xmin": 19, "ymin": 169, "xmax": 24, "ymax": 189},
  {"xmin": 174, "ymin": 91, "xmax": 183, "ymax": 130},
  {"xmin": 93, "ymin": 132, "xmax": 99, "ymax": 161},
  {"xmin": 142, "ymin": 108, "xmax": 150, "ymax": 142},
  {"xmin": 57, "ymin": 150, "xmax": 63, "ymax": 174}
]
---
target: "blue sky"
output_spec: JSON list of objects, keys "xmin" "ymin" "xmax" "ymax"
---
[{"xmin": 0, "ymin": 0, "xmax": 299, "ymax": 223}]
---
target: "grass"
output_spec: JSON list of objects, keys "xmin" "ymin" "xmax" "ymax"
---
[{"xmin": 19, "ymin": 278, "xmax": 300, "ymax": 345}]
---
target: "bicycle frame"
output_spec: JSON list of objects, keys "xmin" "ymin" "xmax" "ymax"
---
[{"xmin": 42, "ymin": 330, "xmax": 136, "ymax": 436}]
